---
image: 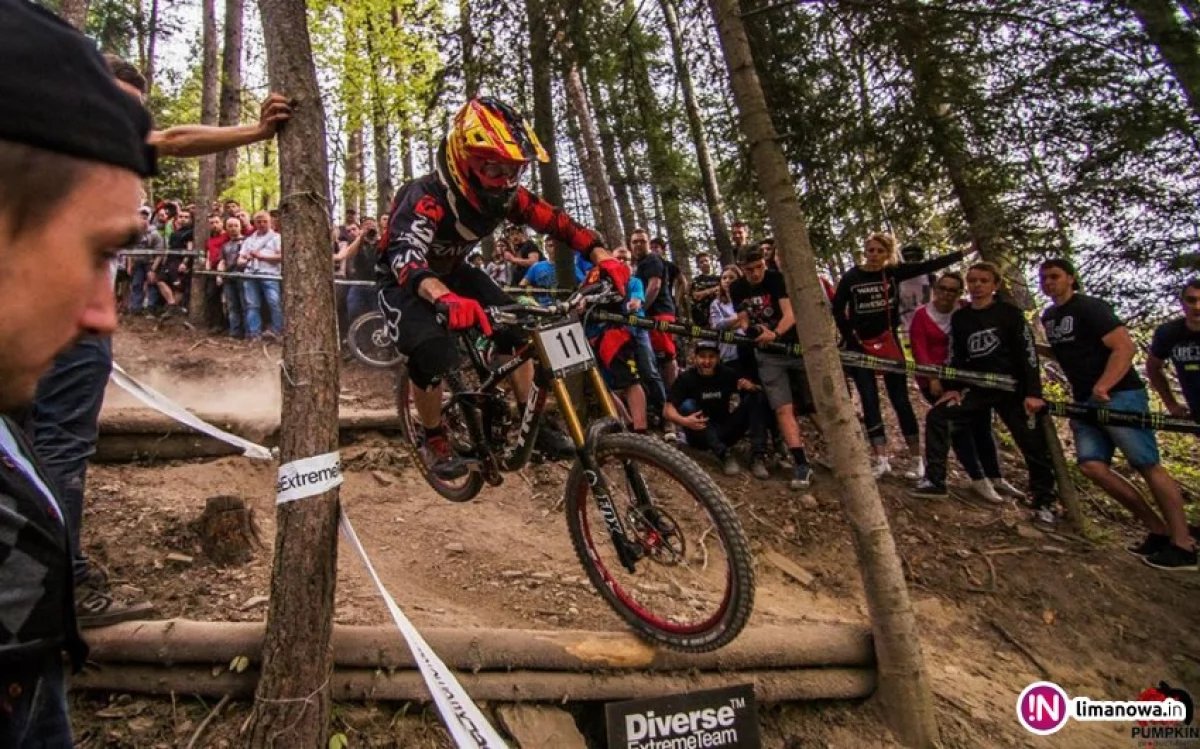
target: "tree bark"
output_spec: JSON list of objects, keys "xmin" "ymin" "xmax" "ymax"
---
[
  {"xmin": 371, "ymin": 98, "xmax": 393, "ymax": 217},
  {"xmin": 400, "ymin": 125, "xmax": 414, "ymax": 182},
  {"xmin": 191, "ymin": 0, "xmax": 221, "ymax": 328},
  {"xmin": 247, "ymin": 0, "xmax": 341, "ymax": 746},
  {"xmin": 659, "ymin": 0, "xmax": 732, "ymax": 264},
  {"xmin": 526, "ymin": 0, "xmax": 565, "ymax": 207},
  {"xmin": 706, "ymin": 0, "xmax": 939, "ymax": 745},
  {"xmin": 144, "ymin": 0, "xmax": 160, "ymax": 95},
  {"xmin": 1123, "ymin": 0, "xmax": 1200, "ymax": 123},
  {"xmin": 59, "ymin": 0, "xmax": 90, "ymax": 29},
  {"xmin": 459, "ymin": 0, "xmax": 478, "ymax": 98},
  {"xmin": 565, "ymin": 105, "xmax": 601, "ymax": 224},
  {"xmin": 587, "ymin": 72, "xmax": 635, "ymax": 242},
  {"xmin": 563, "ymin": 64, "xmax": 624, "ymax": 248},
  {"xmin": 216, "ymin": 0, "xmax": 244, "ymax": 193}
]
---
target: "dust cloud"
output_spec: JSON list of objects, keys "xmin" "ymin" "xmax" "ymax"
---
[{"xmin": 104, "ymin": 360, "xmax": 284, "ymax": 426}]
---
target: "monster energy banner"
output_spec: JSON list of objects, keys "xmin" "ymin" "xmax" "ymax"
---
[{"xmin": 586, "ymin": 311, "xmax": 1200, "ymax": 435}]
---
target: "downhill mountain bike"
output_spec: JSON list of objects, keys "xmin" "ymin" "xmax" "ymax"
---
[{"xmin": 395, "ymin": 282, "xmax": 755, "ymax": 651}]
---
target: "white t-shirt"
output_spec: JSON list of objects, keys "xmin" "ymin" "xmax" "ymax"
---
[{"xmin": 240, "ymin": 230, "xmax": 282, "ymax": 276}]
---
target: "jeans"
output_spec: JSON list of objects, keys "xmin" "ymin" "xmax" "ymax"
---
[
  {"xmin": 203, "ymin": 275, "xmax": 226, "ymax": 331},
  {"xmin": 242, "ymin": 276, "xmax": 283, "ymax": 337},
  {"xmin": 223, "ymin": 280, "xmax": 245, "ymax": 338},
  {"xmin": 678, "ymin": 392, "xmax": 769, "ymax": 458},
  {"xmin": 924, "ymin": 388, "xmax": 1058, "ymax": 508},
  {"xmin": 0, "ymin": 659, "xmax": 72, "ymax": 748},
  {"xmin": 1070, "ymin": 389, "xmax": 1162, "ymax": 468},
  {"xmin": 346, "ymin": 286, "xmax": 375, "ymax": 328},
  {"xmin": 919, "ymin": 385, "xmax": 1000, "ymax": 481},
  {"xmin": 631, "ymin": 328, "xmax": 666, "ymax": 415},
  {"xmin": 128, "ymin": 260, "xmax": 148, "ymax": 312},
  {"xmin": 30, "ymin": 335, "xmax": 112, "ymax": 583},
  {"xmin": 850, "ymin": 367, "xmax": 919, "ymax": 446}
]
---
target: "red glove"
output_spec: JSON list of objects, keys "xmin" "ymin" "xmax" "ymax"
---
[
  {"xmin": 597, "ymin": 257, "xmax": 630, "ymax": 298},
  {"xmin": 436, "ymin": 292, "xmax": 493, "ymax": 337}
]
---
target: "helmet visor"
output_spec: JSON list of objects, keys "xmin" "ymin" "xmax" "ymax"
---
[{"xmin": 469, "ymin": 156, "xmax": 527, "ymax": 190}]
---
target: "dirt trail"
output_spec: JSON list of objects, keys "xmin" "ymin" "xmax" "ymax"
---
[{"xmin": 72, "ymin": 322, "xmax": 1200, "ymax": 748}]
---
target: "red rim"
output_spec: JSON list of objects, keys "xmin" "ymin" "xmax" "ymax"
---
[{"xmin": 576, "ymin": 454, "xmax": 733, "ymax": 637}]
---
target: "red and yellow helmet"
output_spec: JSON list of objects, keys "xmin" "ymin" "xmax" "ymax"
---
[{"xmin": 441, "ymin": 97, "xmax": 549, "ymax": 214}]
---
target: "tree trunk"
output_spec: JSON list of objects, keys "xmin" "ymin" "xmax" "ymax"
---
[
  {"xmin": 587, "ymin": 72, "xmax": 635, "ymax": 243},
  {"xmin": 59, "ymin": 0, "xmax": 90, "ymax": 29},
  {"xmin": 400, "ymin": 125, "xmax": 414, "ymax": 182},
  {"xmin": 247, "ymin": 0, "xmax": 341, "ymax": 746},
  {"xmin": 894, "ymin": 13, "xmax": 1032, "ymax": 309},
  {"xmin": 216, "ymin": 0, "xmax": 244, "ymax": 193},
  {"xmin": 563, "ymin": 65, "xmax": 623, "ymax": 248},
  {"xmin": 706, "ymin": 0, "xmax": 939, "ymax": 745},
  {"xmin": 191, "ymin": 0, "xmax": 221, "ymax": 328},
  {"xmin": 144, "ymin": 0, "xmax": 159, "ymax": 94},
  {"xmin": 526, "ymin": 0, "xmax": 565, "ymax": 207},
  {"xmin": 371, "ymin": 102, "xmax": 393, "ymax": 217},
  {"xmin": 459, "ymin": 0, "xmax": 478, "ymax": 98},
  {"xmin": 659, "ymin": 0, "xmax": 732, "ymax": 264},
  {"xmin": 1123, "ymin": 0, "xmax": 1200, "ymax": 122}
]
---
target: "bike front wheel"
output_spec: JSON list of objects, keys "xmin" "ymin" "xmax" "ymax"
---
[
  {"xmin": 564, "ymin": 433, "xmax": 755, "ymax": 652},
  {"xmin": 348, "ymin": 311, "xmax": 404, "ymax": 369}
]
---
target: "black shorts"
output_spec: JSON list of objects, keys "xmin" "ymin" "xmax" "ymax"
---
[{"xmin": 379, "ymin": 264, "xmax": 521, "ymax": 389}]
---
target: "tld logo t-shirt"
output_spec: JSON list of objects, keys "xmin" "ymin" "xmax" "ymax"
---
[
  {"xmin": 1150, "ymin": 317, "xmax": 1200, "ymax": 416},
  {"xmin": 1041, "ymin": 293, "xmax": 1142, "ymax": 399}
]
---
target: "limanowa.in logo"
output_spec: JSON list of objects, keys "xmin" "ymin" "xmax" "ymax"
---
[{"xmin": 1017, "ymin": 681, "xmax": 1190, "ymax": 736}]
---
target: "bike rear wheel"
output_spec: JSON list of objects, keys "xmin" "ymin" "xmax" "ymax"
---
[
  {"xmin": 348, "ymin": 311, "xmax": 403, "ymax": 369},
  {"xmin": 564, "ymin": 433, "xmax": 754, "ymax": 652},
  {"xmin": 395, "ymin": 366, "xmax": 485, "ymax": 502}
]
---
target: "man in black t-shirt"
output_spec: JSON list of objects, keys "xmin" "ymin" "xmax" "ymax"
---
[
  {"xmin": 504, "ymin": 224, "xmax": 542, "ymax": 286},
  {"xmin": 730, "ymin": 246, "xmax": 813, "ymax": 490},
  {"xmin": 690, "ymin": 251, "xmax": 721, "ymax": 328},
  {"xmin": 632, "ymin": 228, "xmax": 679, "ymax": 394},
  {"xmin": 664, "ymin": 341, "xmax": 769, "ymax": 477},
  {"xmin": 1147, "ymin": 279, "xmax": 1200, "ymax": 421},
  {"xmin": 1040, "ymin": 259, "xmax": 1196, "ymax": 571}
]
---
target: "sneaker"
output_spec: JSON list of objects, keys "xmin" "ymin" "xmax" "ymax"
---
[
  {"xmin": 75, "ymin": 579, "xmax": 157, "ymax": 629},
  {"xmin": 721, "ymin": 452, "xmax": 741, "ymax": 476},
  {"xmin": 903, "ymin": 458, "xmax": 925, "ymax": 481},
  {"xmin": 420, "ymin": 432, "xmax": 469, "ymax": 480},
  {"xmin": 663, "ymin": 428, "xmax": 681, "ymax": 444},
  {"xmin": 871, "ymin": 456, "xmax": 891, "ymax": 479},
  {"xmin": 971, "ymin": 478, "xmax": 1005, "ymax": 504},
  {"xmin": 750, "ymin": 457, "xmax": 771, "ymax": 481},
  {"xmin": 534, "ymin": 425, "xmax": 576, "ymax": 459},
  {"xmin": 909, "ymin": 479, "xmax": 948, "ymax": 499},
  {"xmin": 993, "ymin": 479, "xmax": 1026, "ymax": 501},
  {"xmin": 1127, "ymin": 533, "xmax": 1171, "ymax": 558},
  {"xmin": 1143, "ymin": 544, "xmax": 1198, "ymax": 572},
  {"xmin": 790, "ymin": 463, "xmax": 812, "ymax": 491},
  {"xmin": 1032, "ymin": 507, "xmax": 1057, "ymax": 526}
]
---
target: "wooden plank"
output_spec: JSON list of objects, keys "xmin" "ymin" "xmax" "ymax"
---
[
  {"xmin": 495, "ymin": 705, "xmax": 588, "ymax": 749},
  {"xmin": 764, "ymin": 549, "xmax": 815, "ymax": 587}
]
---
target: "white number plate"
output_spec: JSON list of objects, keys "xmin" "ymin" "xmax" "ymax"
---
[{"xmin": 537, "ymin": 321, "xmax": 595, "ymax": 376}]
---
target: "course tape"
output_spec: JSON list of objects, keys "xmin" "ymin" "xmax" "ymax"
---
[
  {"xmin": 276, "ymin": 451, "xmax": 343, "ymax": 505},
  {"xmin": 586, "ymin": 312, "xmax": 1200, "ymax": 435},
  {"xmin": 107, "ymin": 364, "xmax": 507, "ymax": 748}
]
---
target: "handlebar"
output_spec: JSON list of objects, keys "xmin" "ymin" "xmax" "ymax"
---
[{"xmin": 434, "ymin": 280, "xmax": 621, "ymax": 331}]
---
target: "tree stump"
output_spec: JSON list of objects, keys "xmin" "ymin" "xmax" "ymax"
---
[{"xmin": 195, "ymin": 495, "xmax": 260, "ymax": 565}]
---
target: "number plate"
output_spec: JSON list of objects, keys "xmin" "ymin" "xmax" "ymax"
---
[{"xmin": 536, "ymin": 321, "xmax": 595, "ymax": 377}]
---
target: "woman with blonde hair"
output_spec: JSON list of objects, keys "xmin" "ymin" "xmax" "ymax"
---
[{"xmin": 831, "ymin": 232, "xmax": 963, "ymax": 478}]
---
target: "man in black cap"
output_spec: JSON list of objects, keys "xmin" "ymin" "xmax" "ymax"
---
[{"xmin": 0, "ymin": 2, "xmax": 156, "ymax": 744}]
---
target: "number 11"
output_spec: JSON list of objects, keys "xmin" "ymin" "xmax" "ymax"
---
[{"xmin": 557, "ymin": 328, "xmax": 581, "ymax": 359}]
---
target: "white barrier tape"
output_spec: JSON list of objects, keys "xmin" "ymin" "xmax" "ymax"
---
[
  {"xmin": 276, "ymin": 451, "xmax": 343, "ymax": 504},
  {"xmin": 338, "ymin": 513, "xmax": 509, "ymax": 749},
  {"xmin": 109, "ymin": 363, "xmax": 274, "ymax": 460},
  {"xmin": 108, "ymin": 364, "xmax": 506, "ymax": 747}
]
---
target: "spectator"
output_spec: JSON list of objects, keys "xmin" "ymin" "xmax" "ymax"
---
[
  {"xmin": 0, "ymin": 3, "xmax": 154, "ymax": 742},
  {"xmin": 504, "ymin": 224, "xmax": 542, "ymax": 285},
  {"xmin": 759, "ymin": 238, "xmax": 779, "ymax": 272},
  {"xmin": 270, "ymin": 208, "xmax": 281, "ymax": 234},
  {"xmin": 690, "ymin": 251, "xmax": 721, "ymax": 330},
  {"xmin": 338, "ymin": 208, "xmax": 358, "ymax": 243},
  {"xmin": 333, "ymin": 217, "xmax": 380, "ymax": 333},
  {"xmin": 1147, "ymin": 279, "xmax": 1200, "ymax": 421},
  {"xmin": 152, "ymin": 208, "xmax": 193, "ymax": 316},
  {"xmin": 1040, "ymin": 259, "xmax": 1196, "ymax": 570},
  {"xmin": 665, "ymin": 341, "xmax": 770, "ymax": 476},
  {"xmin": 238, "ymin": 210, "xmax": 284, "ymax": 340},
  {"xmin": 632, "ymin": 228, "xmax": 680, "ymax": 397},
  {"xmin": 912, "ymin": 263, "xmax": 1058, "ymax": 517},
  {"xmin": 521, "ymin": 246, "xmax": 577, "ymax": 306},
  {"xmin": 731, "ymin": 246, "xmax": 814, "ymax": 490},
  {"xmin": 468, "ymin": 251, "xmax": 485, "ymax": 269},
  {"xmin": 613, "ymin": 247, "xmax": 667, "ymax": 420},
  {"xmin": 486, "ymin": 239, "xmax": 511, "ymax": 287},
  {"xmin": 223, "ymin": 198, "xmax": 241, "ymax": 220},
  {"xmin": 125, "ymin": 205, "xmax": 164, "ymax": 314},
  {"xmin": 909, "ymin": 271, "xmax": 1024, "ymax": 504},
  {"xmin": 897, "ymin": 243, "xmax": 934, "ymax": 331},
  {"xmin": 218, "ymin": 217, "xmax": 246, "ymax": 338},
  {"xmin": 728, "ymin": 220, "xmax": 751, "ymax": 267},
  {"xmin": 708, "ymin": 266, "xmax": 743, "ymax": 364},
  {"xmin": 831, "ymin": 232, "xmax": 963, "ymax": 478},
  {"xmin": 202, "ymin": 214, "xmax": 228, "ymax": 332}
]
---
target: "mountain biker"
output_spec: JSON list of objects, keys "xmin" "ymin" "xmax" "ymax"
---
[{"xmin": 377, "ymin": 97, "xmax": 630, "ymax": 479}]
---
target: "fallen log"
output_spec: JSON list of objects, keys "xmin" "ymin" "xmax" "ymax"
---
[
  {"xmin": 84, "ymin": 619, "xmax": 874, "ymax": 672},
  {"xmin": 72, "ymin": 664, "xmax": 876, "ymax": 703}
]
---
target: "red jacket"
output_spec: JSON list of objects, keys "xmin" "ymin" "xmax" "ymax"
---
[{"xmin": 909, "ymin": 303, "xmax": 960, "ymax": 386}]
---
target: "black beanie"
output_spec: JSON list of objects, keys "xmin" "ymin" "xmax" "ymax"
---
[{"xmin": 0, "ymin": 0, "xmax": 156, "ymax": 177}]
